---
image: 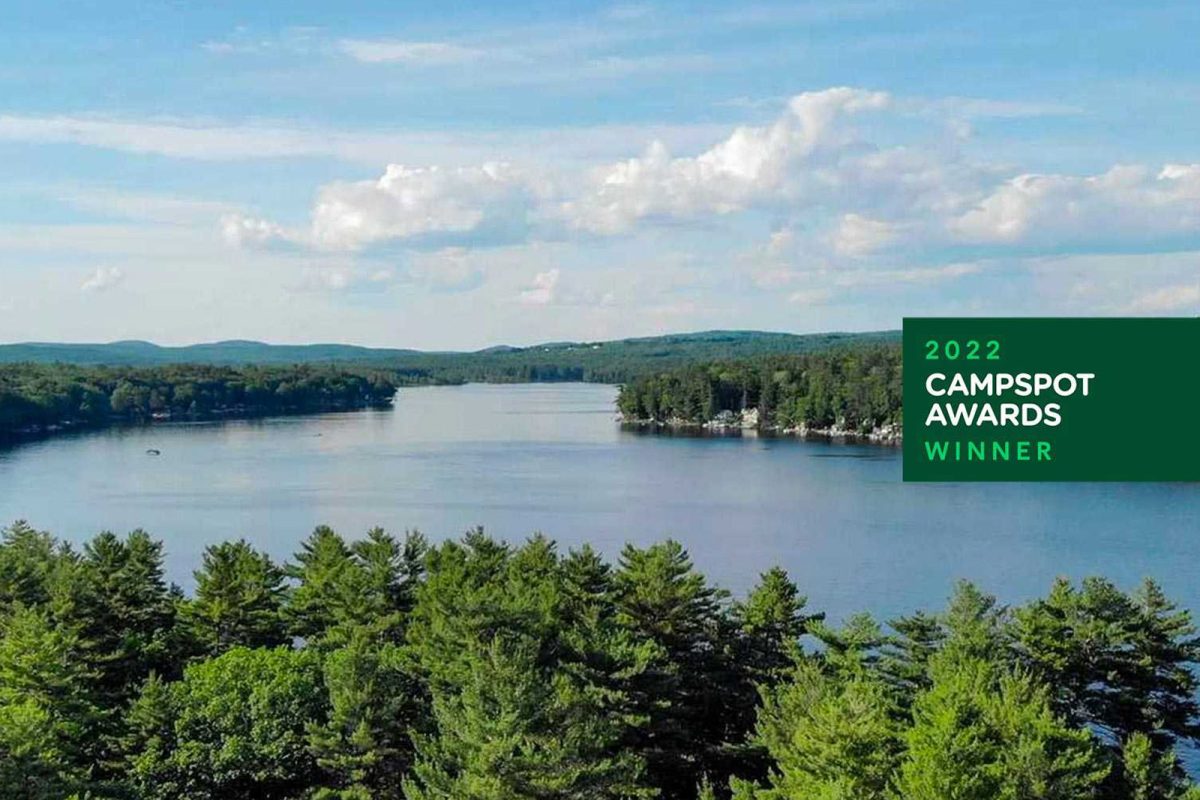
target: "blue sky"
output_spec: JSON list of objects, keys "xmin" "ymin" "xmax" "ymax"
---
[{"xmin": 0, "ymin": 0, "xmax": 1197, "ymax": 347}]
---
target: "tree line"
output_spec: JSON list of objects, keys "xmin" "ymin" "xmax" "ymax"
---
[
  {"xmin": 0, "ymin": 521, "xmax": 1196, "ymax": 799},
  {"xmin": 617, "ymin": 345, "xmax": 903, "ymax": 433},
  {"xmin": 0, "ymin": 364, "xmax": 398, "ymax": 438},
  {"xmin": 0, "ymin": 331, "xmax": 899, "ymax": 386}
]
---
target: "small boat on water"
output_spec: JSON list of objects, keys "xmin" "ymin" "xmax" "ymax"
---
[{"xmin": 146, "ymin": 448, "xmax": 161, "ymax": 456}]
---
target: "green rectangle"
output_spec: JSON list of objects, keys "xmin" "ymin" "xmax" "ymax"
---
[{"xmin": 903, "ymin": 318, "xmax": 1200, "ymax": 482}]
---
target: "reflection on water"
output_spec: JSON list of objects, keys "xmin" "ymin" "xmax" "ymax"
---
[{"xmin": 0, "ymin": 383, "xmax": 1197, "ymax": 624}]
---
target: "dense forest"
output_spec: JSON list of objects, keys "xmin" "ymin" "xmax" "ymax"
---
[
  {"xmin": 1, "ymin": 521, "xmax": 1197, "ymax": 799},
  {"xmin": 0, "ymin": 364, "xmax": 398, "ymax": 438},
  {"xmin": 0, "ymin": 330, "xmax": 898, "ymax": 385},
  {"xmin": 617, "ymin": 345, "xmax": 903, "ymax": 434}
]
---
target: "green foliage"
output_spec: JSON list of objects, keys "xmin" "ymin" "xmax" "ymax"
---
[
  {"xmin": 0, "ymin": 330, "xmax": 898, "ymax": 380},
  {"xmin": 406, "ymin": 633, "xmax": 652, "ymax": 799},
  {"xmin": 734, "ymin": 566, "xmax": 821, "ymax": 685},
  {"xmin": 1, "ymin": 522, "xmax": 1199, "ymax": 799},
  {"xmin": 184, "ymin": 540, "xmax": 288, "ymax": 654},
  {"xmin": 896, "ymin": 653, "xmax": 1108, "ymax": 800},
  {"xmin": 614, "ymin": 540, "xmax": 748, "ymax": 798},
  {"xmin": 128, "ymin": 646, "xmax": 326, "ymax": 800},
  {"xmin": 0, "ymin": 331, "xmax": 903, "ymax": 442},
  {"xmin": 0, "ymin": 362, "xmax": 397, "ymax": 438},
  {"xmin": 0, "ymin": 605, "xmax": 102, "ymax": 799},
  {"xmin": 308, "ymin": 628, "xmax": 421, "ymax": 798},
  {"xmin": 735, "ymin": 661, "xmax": 903, "ymax": 800},
  {"xmin": 1121, "ymin": 731, "xmax": 1196, "ymax": 800},
  {"xmin": 285, "ymin": 526, "xmax": 425, "ymax": 648},
  {"xmin": 616, "ymin": 345, "xmax": 902, "ymax": 432},
  {"xmin": 405, "ymin": 533, "xmax": 659, "ymax": 799},
  {"xmin": 1014, "ymin": 577, "xmax": 1200, "ymax": 797}
]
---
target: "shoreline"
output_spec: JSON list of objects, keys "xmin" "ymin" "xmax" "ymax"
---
[
  {"xmin": 620, "ymin": 412, "xmax": 902, "ymax": 446},
  {"xmin": 0, "ymin": 400, "xmax": 396, "ymax": 445}
]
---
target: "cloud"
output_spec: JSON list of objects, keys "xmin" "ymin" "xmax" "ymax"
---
[
  {"xmin": 564, "ymin": 87, "xmax": 891, "ymax": 233},
  {"xmin": 80, "ymin": 266, "xmax": 124, "ymax": 293},
  {"xmin": 293, "ymin": 265, "xmax": 402, "ymax": 294},
  {"xmin": 200, "ymin": 26, "xmax": 322, "ymax": 56},
  {"xmin": 0, "ymin": 114, "xmax": 352, "ymax": 161},
  {"xmin": 832, "ymin": 214, "xmax": 901, "ymax": 257},
  {"xmin": 223, "ymin": 162, "xmax": 547, "ymax": 252},
  {"xmin": 1127, "ymin": 282, "xmax": 1200, "ymax": 313},
  {"xmin": 202, "ymin": 86, "xmax": 1200, "ymax": 290},
  {"xmin": 519, "ymin": 268, "xmax": 560, "ymax": 305},
  {"xmin": 309, "ymin": 162, "xmax": 545, "ymax": 250},
  {"xmin": 951, "ymin": 164, "xmax": 1200, "ymax": 247},
  {"xmin": 221, "ymin": 214, "xmax": 291, "ymax": 247},
  {"xmin": 339, "ymin": 39, "xmax": 485, "ymax": 64}
]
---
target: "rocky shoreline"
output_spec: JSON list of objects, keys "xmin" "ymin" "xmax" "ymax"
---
[{"xmin": 621, "ymin": 407, "xmax": 902, "ymax": 445}]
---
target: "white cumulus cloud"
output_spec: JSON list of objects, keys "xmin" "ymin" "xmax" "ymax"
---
[
  {"xmin": 564, "ymin": 87, "xmax": 891, "ymax": 233},
  {"xmin": 951, "ymin": 164, "xmax": 1200, "ymax": 246},
  {"xmin": 309, "ymin": 162, "xmax": 543, "ymax": 250}
]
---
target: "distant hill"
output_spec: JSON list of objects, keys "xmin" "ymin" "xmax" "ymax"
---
[
  {"xmin": 0, "ymin": 329, "xmax": 900, "ymax": 384},
  {"xmin": 0, "ymin": 339, "xmax": 421, "ymax": 366}
]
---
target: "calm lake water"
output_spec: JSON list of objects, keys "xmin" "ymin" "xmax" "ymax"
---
[{"xmin": 1, "ymin": 382, "xmax": 1197, "ymax": 623}]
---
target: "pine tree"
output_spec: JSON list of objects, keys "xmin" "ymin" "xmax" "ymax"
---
[
  {"xmin": 286, "ymin": 525, "xmax": 357, "ymax": 642},
  {"xmin": 614, "ymin": 540, "xmax": 738, "ymax": 799},
  {"xmin": 727, "ymin": 567, "xmax": 821, "ymax": 785},
  {"xmin": 879, "ymin": 610, "xmax": 944, "ymax": 708},
  {"xmin": 0, "ymin": 605, "xmax": 102, "ymax": 798},
  {"xmin": 1120, "ymin": 732, "xmax": 1194, "ymax": 800},
  {"xmin": 184, "ymin": 540, "xmax": 287, "ymax": 654},
  {"xmin": 406, "ymin": 534, "xmax": 655, "ymax": 799},
  {"xmin": 351, "ymin": 527, "xmax": 426, "ymax": 618},
  {"xmin": 734, "ymin": 567, "xmax": 819, "ymax": 685},
  {"xmin": 896, "ymin": 648, "xmax": 1108, "ymax": 799},
  {"xmin": 1014, "ymin": 577, "xmax": 1200, "ymax": 775},
  {"xmin": 122, "ymin": 673, "xmax": 180, "ymax": 799},
  {"xmin": 810, "ymin": 612, "xmax": 886, "ymax": 678},
  {"xmin": 0, "ymin": 521, "xmax": 61, "ymax": 610},
  {"xmin": 308, "ymin": 628, "xmax": 420, "ymax": 799},
  {"xmin": 73, "ymin": 531, "xmax": 177, "ymax": 699},
  {"xmin": 732, "ymin": 660, "xmax": 903, "ymax": 800},
  {"xmin": 405, "ymin": 633, "xmax": 651, "ymax": 800}
]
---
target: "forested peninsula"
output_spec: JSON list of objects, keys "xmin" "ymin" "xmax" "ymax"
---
[
  {"xmin": 1, "ymin": 521, "xmax": 1197, "ymax": 799},
  {"xmin": 0, "ymin": 363, "xmax": 398, "ymax": 439},
  {"xmin": 617, "ymin": 344, "xmax": 903, "ymax": 443}
]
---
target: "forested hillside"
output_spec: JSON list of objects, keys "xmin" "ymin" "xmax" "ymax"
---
[
  {"xmin": 0, "ymin": 363, "xmax": 397, "ymax": 437},
  {"xmin": 0, "ymin": 330, "xmax": 904, "ymax": 441},
  {"xmin": 617, "ymin": 344, "xmax": 903, "ymax": 435},
  {"xmin": 0, "ymin": 330, "xmax": 898, "ymax": 384},
  {"xmin": 0, "ymin": 522, "xmax": 1196, "ymax": 799}
]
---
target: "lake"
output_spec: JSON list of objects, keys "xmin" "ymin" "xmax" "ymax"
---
[{"xmin": 1, "ymin": 382, "xmax": 1197, "ymax": 624}]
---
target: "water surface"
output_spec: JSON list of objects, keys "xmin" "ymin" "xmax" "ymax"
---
[{"xmin": 1, "ymin": 383, "xmax": 1196, "ymax": 623}]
